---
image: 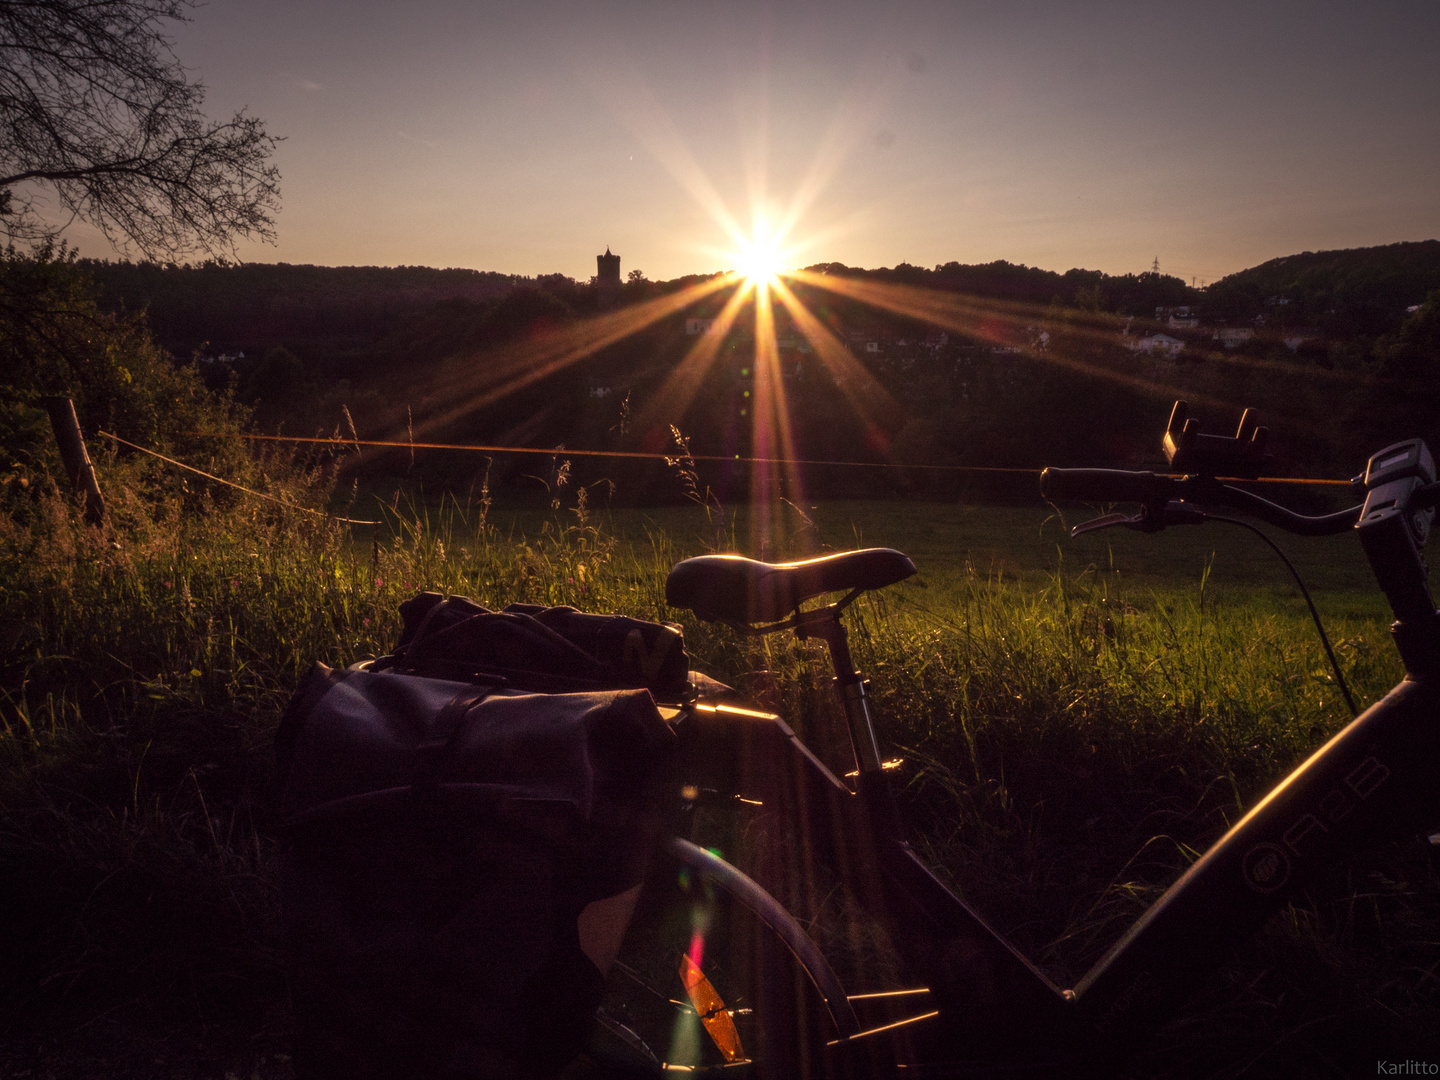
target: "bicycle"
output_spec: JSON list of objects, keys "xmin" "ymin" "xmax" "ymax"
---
[{"xmin": 586, "ymin": 401, "xmax": 1440, "ymax": 1077}]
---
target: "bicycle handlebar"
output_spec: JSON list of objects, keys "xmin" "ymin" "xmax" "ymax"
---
[
  {"xmin": 1038, "ymin": 468, "xmax": 1175, "ymax": 504},
  {"xmin": 1215, "ymin": 485, "xmax": 1363, "ymax": 535},
  {"xmin": 1039, "ymin": 467, "xmax": 1365, "ymax": 536}
]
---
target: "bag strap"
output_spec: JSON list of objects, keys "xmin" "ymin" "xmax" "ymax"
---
[
  {"xmin": 393, "ymin": 596, "xmax": 460, "ymax": 670},
  {"xmin": 411, "ymin": 682, "xmax": 500, "ymax": 799}
]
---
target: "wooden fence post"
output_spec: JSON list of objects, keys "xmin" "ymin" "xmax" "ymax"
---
[{"xmin": 41, "ymin": 396, "xmax": 107, "ymax": 526}]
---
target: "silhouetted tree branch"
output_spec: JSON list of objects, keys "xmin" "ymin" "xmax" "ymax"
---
[{"xmin": 0, "ymin": 0, "xmax": 279, "ymax": 258}]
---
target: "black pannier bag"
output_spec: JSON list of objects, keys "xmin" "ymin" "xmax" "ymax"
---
[
  {"xmin": 276, "ymin": 597, "xmax": 683, "ymax": 1079},
  {"xmin": 386, "ymin": 592, "xmax": 691, "ymax": 699}
]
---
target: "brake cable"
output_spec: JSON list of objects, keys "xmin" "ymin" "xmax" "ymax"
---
[
  {"xmin": 1070, "ymin": 499, "xmax": 1361, "ymax": 718},
  {"xmin": 1201, "ymin": 513, "xmax": 1359, "ymax": 718}
]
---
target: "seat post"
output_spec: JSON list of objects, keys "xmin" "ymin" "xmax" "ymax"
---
[
  {"xmin": 804, "ymin": 611, "xmax": 908, "ymax": 845},
  {"xmin": 804, "ymin": 612, "xmax": 883, "ymax": 777}
]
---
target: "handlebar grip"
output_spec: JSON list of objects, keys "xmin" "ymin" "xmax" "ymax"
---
[{"xmin": 1039, "ymin": 468, "xmax": 1174, "ymax": 503}]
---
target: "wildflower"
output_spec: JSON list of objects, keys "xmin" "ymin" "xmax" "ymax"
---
[
  {"xmin": 363, "ymin": 618, "xmax": 371, "ymax": 627},
  {"xmin": 230, "ymin": 579, "xmax": 240, "ymax": 588},
  {"xmin": 375, "ymin": 577, "xmax": 383, "ymax": 586},
  {"xmin": 163, "ymin": 580, "xmax": 172, "ymax": 589}
]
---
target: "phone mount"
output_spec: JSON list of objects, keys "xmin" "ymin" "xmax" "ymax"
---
[{"xmin": 1163, "ymin": 400, "xmax": 1271, "ymax": 478}]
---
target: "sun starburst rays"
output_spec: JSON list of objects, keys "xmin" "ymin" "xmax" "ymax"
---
[
  {"xmin": 358, "ymin": 84, "xmax": 1361, "ymax": 533},
  {"xmin": 769, "ymin": 275, "xmax": 902, "ymax": 445},
  {"xmin": 636, "ymin": 276, "xmax": 755, "ymax": 445},
  {"xmin": 782, "ymin": 269, "xmax": 1288, "ymax": 422},
  {"xmin": 390, "ymin": 276, "xmax": 733, "ymax": 457},
  {"xmin": 747, "ymin": 273, "xmax": 804, "ymax": 548}
]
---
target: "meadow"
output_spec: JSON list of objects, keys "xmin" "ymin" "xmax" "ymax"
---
[{"xmin": 1, "ymin": 470, "xmax": 1436, "ymax": 1078}]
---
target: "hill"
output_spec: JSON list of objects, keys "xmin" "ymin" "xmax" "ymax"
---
[{"xmin": 1201, "ymin": 240, "xmax": 1440, "ymax": 336}]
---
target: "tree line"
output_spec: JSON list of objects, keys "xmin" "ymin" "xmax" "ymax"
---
[{"xmin": 6, "ymin": 243, "xmax": 1439, "ymax": 509}]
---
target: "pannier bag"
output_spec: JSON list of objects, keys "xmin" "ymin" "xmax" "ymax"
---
[
  {"xmin": 384, "ymin": 592, "xmax": 692, "ymax": 700},
  {"xmin": 276, "ymin": 632, "xmax": 678, "ymax": 1078}
]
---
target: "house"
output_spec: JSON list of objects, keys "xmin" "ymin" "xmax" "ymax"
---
[
  {"xmin": 1156, "ymin": 306, "xmax": 1199, "ymax": 329},
  {"xmin": 1213, "ymin": 328, "xmax": 1254, "ymax": 348},
  {"xmin": 1129, "ymin": 333, "xmax": 1185, "ymax": 358},
  {"xmin": 1283, "ymin": 328, "xmax": 1322, "ymax": 352}
]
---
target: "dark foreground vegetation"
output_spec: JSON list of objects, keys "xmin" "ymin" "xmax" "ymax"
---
[{"xmin": 2, "ymin": 468, "xmax": 1438, "ymax": 1078}]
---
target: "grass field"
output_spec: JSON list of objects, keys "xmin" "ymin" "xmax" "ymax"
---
[{"xmin": 1, "ymin": 479, "xmax": 1435, "ymax": 1078}]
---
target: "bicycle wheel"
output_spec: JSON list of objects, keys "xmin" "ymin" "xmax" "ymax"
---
[{"xmin": 591, "ymin": 844, "xmax": 840, "ymax": 1078}]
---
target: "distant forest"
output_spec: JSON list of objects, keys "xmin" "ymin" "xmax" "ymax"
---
[{"xmin": 68, "ymin": 240, "xmax": 1440, "ymax": 501}]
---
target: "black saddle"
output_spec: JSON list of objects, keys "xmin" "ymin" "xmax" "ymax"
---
[{"xmin": 665, "ymin": 548, "xmax": 916, "ymax": 624}]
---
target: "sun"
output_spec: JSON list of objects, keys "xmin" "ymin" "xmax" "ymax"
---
[{"xmin": 735, "ymin": 233, "xmax": 788, "ymax": 284}]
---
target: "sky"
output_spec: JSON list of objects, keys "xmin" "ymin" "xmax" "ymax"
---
[{"xmin": 61, "ymin": 0, "xmax": 1440, "ymax": 283}]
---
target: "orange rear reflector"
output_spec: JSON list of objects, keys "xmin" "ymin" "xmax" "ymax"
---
[{"xmin": 678, "ymin": 953, "xmax": 745, "ymax": 1062}]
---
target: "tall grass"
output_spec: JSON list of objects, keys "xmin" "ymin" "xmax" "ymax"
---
[
  {"xmin": 1, "ymin": 472, "xmax": 1435, "ymax": 1077},
  {"xmin": 0, "ymin": 472, "xmax": 687, "ymax": 1064}
]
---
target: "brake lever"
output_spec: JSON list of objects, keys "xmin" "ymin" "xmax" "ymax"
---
[
  {"xmin": 1071, "ymin": 512, "xmax": 1140, "ymax": 537},
  {"xmin": 1070, "ymin": 500, "xmax": 1208, "ymax": 538}
]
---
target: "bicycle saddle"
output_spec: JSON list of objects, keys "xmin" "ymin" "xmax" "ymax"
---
[{"xmin": 666, "ymin": 548, "xmax": 916, "ymax": 624}]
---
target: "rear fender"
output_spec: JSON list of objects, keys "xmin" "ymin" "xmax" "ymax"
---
[{"xmin": 664, "ymin": 837, "xmax": 860, "ymax": 1040}]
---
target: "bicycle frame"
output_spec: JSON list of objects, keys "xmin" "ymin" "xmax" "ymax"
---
[
  {"xmin": 662, "ymin": 436, "xmax": 1440, "ymax": 1075},
  {"xmin": 1071, "ymin": 670, "xmax": 1440, "ymax": 1066}
]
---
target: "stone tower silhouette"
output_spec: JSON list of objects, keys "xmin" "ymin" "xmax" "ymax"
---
[{"xmin": 597, "ymin": 247, "xmax": 621, "ymax": 309}]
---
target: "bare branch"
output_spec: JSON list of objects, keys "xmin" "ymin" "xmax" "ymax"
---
[{"xmin": 0, "ymin": 0, "xmax": 280, "ymax": 258}]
